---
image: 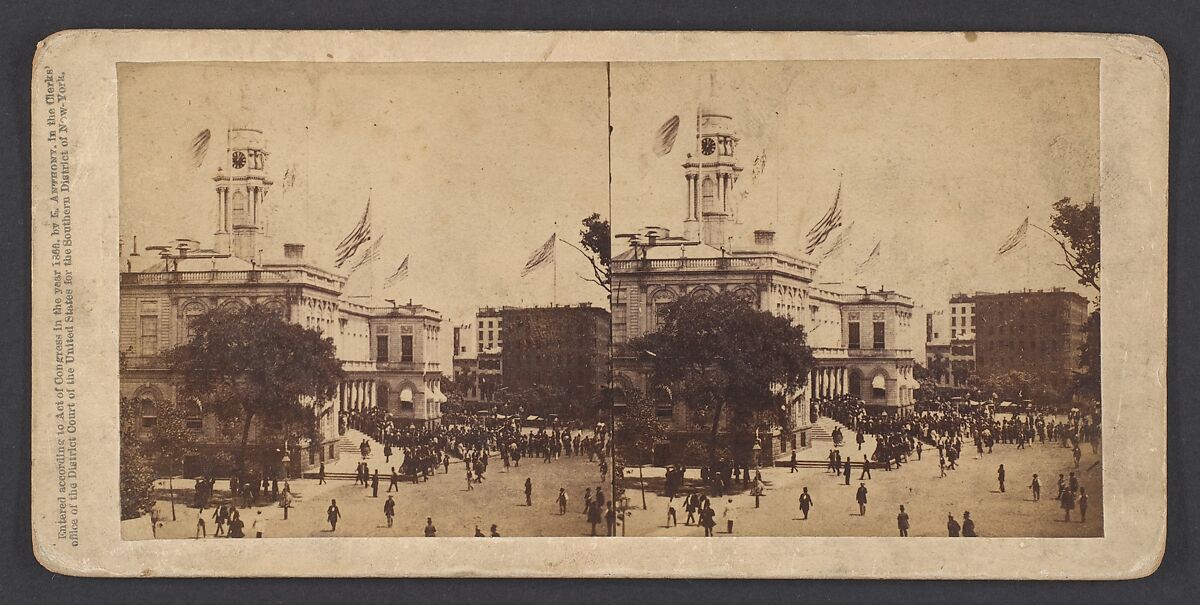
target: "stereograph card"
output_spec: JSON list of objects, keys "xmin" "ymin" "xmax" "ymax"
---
[{"xmin": 29, "ymin": 30, "xmax": 1167, "ymax": 578}]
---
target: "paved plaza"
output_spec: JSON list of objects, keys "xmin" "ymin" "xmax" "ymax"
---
[{"xmin": 620, "ymin": 422, "xmax": 1103, "ymax": 538}]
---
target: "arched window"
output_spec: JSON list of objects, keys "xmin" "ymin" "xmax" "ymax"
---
[
  {"xmin": 140, "ymin": 399, "xmax": 158, "ymax": 429},
  {"xmin": 871, "ymin": 374, "xmax": 887, "ymax": 399},
  {"xmin": 184, "ymin": 401, "xmax": 204, "ymax": 431},
  {"xmin": 183, "ymin": 302, "xmax": 207, "ymax": 342},
  {"xmin": 399, "ymin": 385, "xmax": 415, "ymax": 412},
  {"xmin": 701, "ymin": 178, "xmax": 716, "ymax": 214},
  {"xmin": 650, "ymin": 289, "xmax": 677, "ymax": 333},
  {"xmin": 230, "ymin": 190, "xmax": 247, "ymax": 226}
]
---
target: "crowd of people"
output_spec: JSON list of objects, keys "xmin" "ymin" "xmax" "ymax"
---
[{"xmin": 327, "ymin": 407, "xmax": 616, "ymax": 535}]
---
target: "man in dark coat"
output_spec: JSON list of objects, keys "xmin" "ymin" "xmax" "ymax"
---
[
  {"xmin": 856, "ymin": 483, "xmax": 868, "ymax": 516},
  {"xmin": 947, "ymin": 513, "xmax": 961, "ymax": 537}
]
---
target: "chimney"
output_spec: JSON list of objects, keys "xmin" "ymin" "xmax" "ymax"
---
[{"xmin": 283, "ymin": 243, "xmax": 305, "ymax": 262}]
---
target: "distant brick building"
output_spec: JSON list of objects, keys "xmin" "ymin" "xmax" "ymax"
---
[
  {"xmin": 974, "ymin": 289, "xmax": 1090, "ymax": 397},
  {"xmin": 499, "ymin": 304, "xmax": 611, "ymax": 413}
]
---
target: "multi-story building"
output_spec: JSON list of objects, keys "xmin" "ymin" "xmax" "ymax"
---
[
  {"xmin": 119, "ymin": 128, "xmax": 447, "ymax": 476},
  {"xmin": 452, "ymin": 322, "xmax": 480, "ymax": 400},
  {"xmin": 499, "ymin": 304, "xmax": 611, "ymax": 416},
  {"xmin": 612, "ymin": 104, "xmax": 920, "ymax": 461},
  {"xmin": 974, "ymin": 288, "xmax": 1090, "ymax": 397},
  {"xmin": 474, "ymin": 307, "xmax": 504, "ymax": 402},
  {"xmin": 925, "ymin": 293, "xmax": 982, "ymax": 389}
]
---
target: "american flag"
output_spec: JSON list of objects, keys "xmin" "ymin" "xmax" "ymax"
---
[
  {"xmin": 384, "ymin": 255, "xmax": 410, "ymax": 286},
  {"xmin": 521, "ymin": 233, "xmax": 556, "ymax": 277}
]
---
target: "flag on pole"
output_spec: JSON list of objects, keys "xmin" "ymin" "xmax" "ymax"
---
[
  {"xmin": 856, "ymin": 241, "xmax": 881, "ymax": 273},
  {"xmin": 334, "ymin": 201, "xmax": 371, "ymax": 268},
  {"xmin": 751, "ymin": 149, "xmax": 768, "ymax": 180},
  {"xmin": 384, "ymin": 255, "xmax": 410, "ymax": 287},
  {"xmin": 997, "ymin": 217, "xmax": 1030, "ymax": 256},
  {"xmin": 521, "ymin": 233, "xmax": 556, "ymax": 277},
  {"xmin": 805, "ymin": 182, "xmax": 844, "ymax": 255},
  {"xmin": 821, "ymin": 221, "xmax": 855, "ymax": 259},
  {"xmin": 653, "ymin": 115, "xmax": 680, "ymax": 156},
  {"xmin": 347, "ymin": 234, "xmax": 384, "ymax": 274}
]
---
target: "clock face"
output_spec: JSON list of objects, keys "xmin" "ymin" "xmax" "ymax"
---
[
  {"xmin": 231, "ymin": 151, "xmax": 247, "ymax": 169},
  {"xmin": 701, "ymin": 137, "xmax": 716, "ymax": 155}
]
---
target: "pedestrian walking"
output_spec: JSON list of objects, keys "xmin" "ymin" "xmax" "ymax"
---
[
  {"xmin": 897, "ymin": 505, "xmax": 910, "ymax": 537},
  {"xmin": 384, "ymin": 495, "xmax": 396, "ymax": 528},
  {"xmin": 798, "ymin": 487, "xmax": 813, "ymax": 520},
  {"xmin": 465, "ymin": 469, "xmax": 473, "ymax": 491},
  {"xmin": 938, "ymin": 456, "xmax": 947, "ymax": 478},
  {"xmin": 490, "ymin": 524, "xmax": 501, "ymax": 537},
  {"xmin": 557, "ymin": 488, "xmax": 569, "ymax": 515},
  {"xmin": 947, "ymin": 513, "xmax": 961, "ymax": 537},
  {"xmin": 213, "ymin": 504, "xmax": 228, "ymax": 537},
  {"xmin": 860, "ymin": 455, "xmax": 872, "ymax": 480},
  {"xmin": 962, "ymin": 511, "xmax": 977, "ymax": 537},
  {"xmin": 684, "ymin": 493, "xmax": 697, "ymax": 525},
  {"xmin": 327, "ymin": 499, "xmax": 341, "ymax": 532},
  {"xmin": 605, "ymin": 503, "xmax": 617, "ymax": 536},
  {"xmin": 1079, "ymin": 487, "xmax": 1089, "ymax": 522},
  {"xmin": 700, "ymin": 503, "xmax": 716, "ymax": 537},
  {"xmin": 997, "ymin": 464, "xmax": 1006, "ymax": 493},
  {"xmin": 371, "ymin": 470, "xmax": 379, "ymax": 498},
  {"xmin": 583, "ymin": 487, "xmax": 593, "ymax": 514},
  {"xmin": 856, "ymin": 483, "xmax": 868, "ymax": 516},
  {"xmin": 318, "ymin": 461, "xmax": 326, "ymax": 485},
  {"xmin": 524, "ymin": 478, "xmax": 533, "ymax": 506},
  {"xmin": 195, "ymin": 507, "xmax": 207, "ymax": 539},
  {"xmin": 856, "ymin": 430, "xmax": 865, "ymax": 451},
  {"xmin": 424, "ymin": 517, "xmax": 437, "ymax": 537},
  {"xmin": 790, "ymin": 450, "xmax": 797, "ymax": 473},
  {"xmin": 843, "ymin": 458, "xmax": 852, "ymax": 485},
  {"xmin": 252, "ymin": 510, "xmax": 265, "ymax": 538},
  {"xmin": 587, "ymin": 501, "xmax": 601, "ymax": 536},
  {"xmin": 1061, "ymin": 487, "xmax": 1076, "ymax": 522},
  {"xmin": 1030, "ymin": 474, "xmax": 1041, "ymax": 501},
  {"xmin": 722, "ymin": 499, "xmax": 737, "ymax": 534},
  {"xmin": 667, "ymin": 500, "xmax": 677, "ymax": 527}
]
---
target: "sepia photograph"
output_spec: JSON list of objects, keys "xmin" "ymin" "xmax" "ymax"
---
[
  {"xmin": 609, "ymin": 60, "xmax": 1102, "ymax": 538},
  {"xmin": 116, "ymin": 62, "xmax": 614, "ymax": 539},
  {"xmin": 27, "ymin": 30, "xmax": 1167, "ymax": 578}
]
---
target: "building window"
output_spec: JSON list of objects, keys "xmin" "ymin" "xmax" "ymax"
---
[
  {"xmin": 401, "ymin": 335, "xmax": 414, "ymax": 362},
  {"xmin": 873, "ymin": 321, "xmax": 886, "ymax": 350},
  {"xmin": 184, "ymin": 402, "xmax": 203, "ymax": 431},
  {"xmin": 139, "ymin": 314, "xmax": 159, "ymax": 356},
  {"xmin": 701, "ymin": 177, "xmax": 716, "ymax": 213},
  {"xmin": 848, "ymin": 322, "xmax": 860, "ymax": 349},
  {"xmin": 140, "ymin": 399, "xmax": 157, "ymax": 429},
  {"xmin": 376, "ymin": 335, "xmax": 389, "ymax": 362}
]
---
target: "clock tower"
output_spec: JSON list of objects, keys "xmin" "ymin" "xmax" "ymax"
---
[
  {"xmin": 682, "ymin": 105, "xmax": 742, "ymax": 247},
  {"xmin": 213, "ymin": 128, "xmax": 273, "ymax": 262}
]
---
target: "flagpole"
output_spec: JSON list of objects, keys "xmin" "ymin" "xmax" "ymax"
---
[{"xmin": 553, "ymin": 221, "xmax": 558, "ymax": 307}]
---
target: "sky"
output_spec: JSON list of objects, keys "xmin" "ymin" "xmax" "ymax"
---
[
  {"xmin": 118, "ymin": 62, "xmax": 611, "ymax": 333},
  {"xmin": 119, "ymin": 59, "xmax": 1099, "ymax": 355},
  {"xmin": 610, "ymin": 60, "xmax": 1100, "ymax": 310}
]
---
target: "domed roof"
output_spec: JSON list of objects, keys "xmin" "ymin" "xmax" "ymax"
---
[{"xmin": 698, "ymin": 101, "xmax": 732, "ymax": 119}]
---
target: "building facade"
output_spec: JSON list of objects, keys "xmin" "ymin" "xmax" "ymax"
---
[
  {"xmin": 612, "ymin": 105, "xmax": 920, "ymax": 461},
  {"xmin": 974, "ymin": 289, "xmax": 1090, "ymax": 397},
  {"xmin": 119, "ymin": 128, "xmax": 447, "ymax": 477},
  {"xmin": 499, "ymin": 304, "xmax": 611, "ymax": 417}
]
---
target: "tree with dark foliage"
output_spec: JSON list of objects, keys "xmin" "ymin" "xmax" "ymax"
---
[
  {"xmin": 166, "ymin": 304, "xmax": 343, "ymax": 475},
  {"xmin": 632, "ymin": 292, "xmax": 813, "ymax": 467}
]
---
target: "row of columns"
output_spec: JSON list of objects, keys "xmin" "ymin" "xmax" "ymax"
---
[
  {"xmin": 338, "ymin": 379, "xmax": 377, "ymax": 413},
  {"xmin": 810, "ymin": 366, "xmax": 850, "ymax": 400}
]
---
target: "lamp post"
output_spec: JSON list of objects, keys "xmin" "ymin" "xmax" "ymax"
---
[{"xmin": 752, "ymin": 440, "xmax": 763, "ymax": 508}]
